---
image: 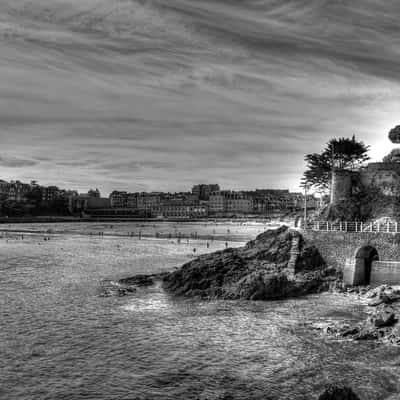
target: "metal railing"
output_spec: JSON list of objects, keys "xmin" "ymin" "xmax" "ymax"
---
[{"xmin": 301, "ymin": 220, "xmax": 400, "ymax": 234}]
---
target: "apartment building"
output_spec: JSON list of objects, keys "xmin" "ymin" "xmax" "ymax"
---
[
  {"xmin": 192, "ymin": 184, "xmax": 220, "ymax": 200},
  {"xmin": 137, "ymin": 193, "xmax": 161, "ymax": 210},
  {"xmin": 109, "ymin": 191, "xmax": 128, "ymax": 208},
  {"xmin": 153, "ymin": 202, "xmax": 208, "ymax": 218}
]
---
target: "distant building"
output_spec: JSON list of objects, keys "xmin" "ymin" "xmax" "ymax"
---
[
  {"xmin": 192, "ymin": 184, "xmax": 220, "ymax": 200},
  {"xmin": 0, "ymin": 180, "xmax": 9, "ymax": 196},
  {"xmin": 41, "ymin": 186, "xmax": 61, "ymax": 202},
  {"xmin": 209, "ymin": 191, "xmax": 226, "ymax": 213},
  {"xmin": 7, "ymin": 181, "xmax": 31, "ymax": 202},
  {"xmin": 208, "ymin": 191, "xmax": 253, "ymax": 215},
  {"xmin": 225, "ymin": 192, "xmax": 253, "ymax": 214},
  {"xmin": 69, "ymin": 194, "xmax": 110, "ymax": 213},
  {"xmin": 127, "ymin": 193, "xmax": 137, "ymax": 208},
  {"xmin": 88, "ymin": 188, "xmax": 101, "ymax": 198},
  {"xmin": 86, "ymin": 197, "xmax": 111, "ymax": 209},
  {"xmin": 109, "ymin": 191, "xmax": 128, "ymax": 208},
  {"xmin": 153, "ymin": 202, "xmax": 208, "ymax": 218},
  {"xmin": 137, "ymin": 193, "xmax": 161, "ymax": 211}
]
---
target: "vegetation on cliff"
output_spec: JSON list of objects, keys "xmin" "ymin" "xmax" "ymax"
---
[{"xmin": 322, "ymin": 186, "xmax": 400, "ymax": 222}]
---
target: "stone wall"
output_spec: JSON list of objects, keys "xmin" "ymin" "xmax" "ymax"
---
[
  {"xmin": 330, "ymin": 170, "xmax": 354, "ymax": 205},
  {"xmin": 370, "ymin": 261, "xmax": 400, "ymax": 286},
  {"xmin": 302, "ymin": 230, "xmax": 400, "ymax": 272},
  {"xmin": 360, "ymin": 166, "xmax": 400, "ymax": 196}
]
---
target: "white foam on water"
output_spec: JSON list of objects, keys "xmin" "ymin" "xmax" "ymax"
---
[{"xmin": 121, "ymin": 296, "xmax": 171, "ymax": 313}]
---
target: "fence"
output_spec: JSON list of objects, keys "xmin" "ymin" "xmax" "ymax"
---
[{"xmin": 301, "ymin": 220, "xmax": 400, "ymax": 234}]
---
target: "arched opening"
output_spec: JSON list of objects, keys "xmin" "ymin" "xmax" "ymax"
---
[
  {"xmin": 294, "ymin": 216, "xmax": 302, "ymax": 228},
  {"xmin": 354, "ymin": 246, "xmax": 379, "ymax": 285}
]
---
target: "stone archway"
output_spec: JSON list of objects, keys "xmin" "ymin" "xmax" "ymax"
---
[
  {"xmin": 354, "ymin": 245, "xmax": 379, "ymax": 285},
  {"xmin": 294, "ymin": 216, "xmax": 303, "ymax": 228}
]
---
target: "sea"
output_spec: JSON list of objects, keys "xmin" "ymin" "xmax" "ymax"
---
[{"xmin": 1, "ymin": 221, "xmax": 400, "ymax": 400}]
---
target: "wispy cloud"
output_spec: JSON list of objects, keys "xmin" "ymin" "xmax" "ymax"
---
[
  {"xmin": 0, "ymin": 0, "xmax": 399, "ymax": 193},
  {"xmin": 0, "ymin": 156, "xmax": 38, "ymax": 168}
]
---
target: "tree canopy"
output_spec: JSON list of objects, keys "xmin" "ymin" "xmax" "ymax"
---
[
  {"xmin": 301, "ymin": 136, "xmax": 370, "ymax": 192},
  {"xmin": 382, "ymin": 149, "xmax": 400, "ymax": 163}
]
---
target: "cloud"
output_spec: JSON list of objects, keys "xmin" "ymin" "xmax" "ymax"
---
[
  {"xmin": 0, "ymin": 0, "xmax": 400, "ymax": 193},
  {"xmin": 0, "ymin": 156, "xmax": 38, "ymax": 168}
]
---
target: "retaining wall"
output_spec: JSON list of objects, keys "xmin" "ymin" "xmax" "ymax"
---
[
  {"xmin": 301, "ymin": 230, "xmax": 400, "ymax": 272},
  {"xmin": 370, "ymin": 261, "xmax": 400, "ymax": 286}
]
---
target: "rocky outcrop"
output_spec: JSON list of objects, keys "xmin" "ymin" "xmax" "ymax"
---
[
  {"xmin": 162, "ymin": 226, "xmax": 335, "ymax": 300},
  {"xmin": 119, "ymin": 273, "xmax": 168, "ymax": 287},
  {"xmin": 99, "ymin": 273, "xmax": 169, "ymax": 297},
  {"xmin": 318, "ymin": 385, "xmax": 361, "ymax": 400},
  {"xmin": 321, "ymin": 285, "xmax": 400, "ymax": 345}
]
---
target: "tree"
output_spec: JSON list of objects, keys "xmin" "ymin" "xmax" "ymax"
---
[
  {"xmin": 326, "ymin": 136, "xmax": 370, "ymax": 170},
  {"xmin": 383, "ymin": 149, "xmax": 400, "ymax": 163},
  {"xmin": 302, "ymin": 136, "xmax": 370, "ymax": 192},
  {"xmin": 301, "ymin": 152, "xmax": 332, "ymax": 191}
]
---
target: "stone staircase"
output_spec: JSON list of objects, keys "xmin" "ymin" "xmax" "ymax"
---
[{"xmin": 287, "ymin": 234, "xmax": 301, "ymax": 275}]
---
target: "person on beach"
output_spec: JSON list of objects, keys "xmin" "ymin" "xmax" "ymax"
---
[{"xmin": 225, "ymin": 242, "xmax": 228, "ymax": 248}]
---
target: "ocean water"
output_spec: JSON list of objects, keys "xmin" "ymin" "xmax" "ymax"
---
[{"xmin": 1, "ymin": 224, "xmax": 400, "ymax": 400}]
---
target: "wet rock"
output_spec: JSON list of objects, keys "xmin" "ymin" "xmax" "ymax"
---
[
  {"xmin": 354, "ymin": 327, "xmax": 379, "ymax": 341},
  {"xmin": 367, "ymin": 298, "xmax": 384, "ymax": 307},
  {"xmin": 370, "ymin": 308, "xmax": 397, "ymax": 328},
  {"xmin": 116, "ymin": 287, "xmax": 136, "ymax": 297},
  {"xmin": 387, "ymin": 324, "xmax": 400, "ymax": 345},
  {"xmin": 318, "ymin": 385, "xmax": 361, "ymax": 400},
  {"xmin": 162, "ymin": 226, "xmax": 332, "ymax": 300},
  {"xmin": 99, "ymin": 279, "xmax": 137, "ymax": 297},
  {"xmin": 341, "ymin": 327, "xmax": 359, "ymax": 337},
  {"xmin": 120, "ymin": 274, "xmax": 155, "ymax": 287},
  {"xmin": 119, "ymin": 272, "xmax": 169, "ymax": 287}
]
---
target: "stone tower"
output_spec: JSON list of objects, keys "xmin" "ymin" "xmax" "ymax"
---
[{"xmin": 330, "ymin": 169, "xmax": 353, "ymax": 205}]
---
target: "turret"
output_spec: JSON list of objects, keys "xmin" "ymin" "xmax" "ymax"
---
[{"xmin": 330, "ymin": 169, "xmax": 353, "ymax": 206}]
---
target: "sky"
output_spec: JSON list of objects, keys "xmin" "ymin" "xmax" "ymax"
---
[{"xmin": 1, "ymin": 0, "xmax": 400, "ymax": 195}]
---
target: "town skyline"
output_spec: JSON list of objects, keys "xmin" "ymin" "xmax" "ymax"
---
[
  {"xmin": 0, "ymin": 177, "xmax": 307, "ymax": 197},
  {"xmin": 1, "ymin": 1, "xmax": 400, "ymax": 194}
]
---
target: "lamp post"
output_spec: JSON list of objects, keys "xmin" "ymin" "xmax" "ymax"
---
[{"xmin": 303, "ymin": 184, "xmax": 310, "ymax": 229}]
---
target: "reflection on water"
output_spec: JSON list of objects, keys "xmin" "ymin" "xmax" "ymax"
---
[{"xmin": 1, "ymin": 226, "xmax": 400, "ymax": 400}]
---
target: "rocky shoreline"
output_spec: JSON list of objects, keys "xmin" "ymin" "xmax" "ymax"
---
[
  {"xmin": 162, "ymin": 225, "xmax": 337, "ymax": 300},
  {"xmin": 315, "ymin": 284, "xmax": 400, "ymax": 346},
  {"xmin": 105, "ymin": 226, "xmax": 399, "ymax": 399},
  {"xmin": 110, "ymin": 225, "xmax": 400, "ymax": 348},
  {"xmin": 110, "ymin": 226, "xmax": 338, "ymax": 300}
]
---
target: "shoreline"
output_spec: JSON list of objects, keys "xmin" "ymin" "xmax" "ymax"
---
[
  {"xmin": 0, "ymin": 216, "xmax": 291, "ymax": 224},
  {"xmin": 0, "ymin": 228, "xmax": 250, "ymax": 243}
]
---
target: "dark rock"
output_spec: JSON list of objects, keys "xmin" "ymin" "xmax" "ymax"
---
[
  {"xmin": 119, "ymin": 272, "xmax": 169, "ymax": 287},
  {"xmin": 117, "ymin": 287, "xmax": 135, "ymax": 297},
  {"xmin": 162, "ymin": 226, "xmax": 331, "ymax": 300},
  {"xmin": 371, "ymin": 309, "xmax": 397, "ymax": 328},
  {"xmin": 119, "ymin": 274, "xmax": 155, "ymax": 287},
  {"xmin": 318, "ymin": 385, "xmax": 360, "ymax": 400},
  {"xmin": 367, "ymin": 298, "xmax": 383, "ymax": 307},
  {"xmin": 341, "ymin": 327, "xmax": 360, "ymax": 337},
  {"xmin": 382, "ymin": 293, "xmax": 400, "ymax": 304},
  {"xmin": 387, "ymin": 324, "xmax": 400, "ymax": 345},
  {"xmin": 354, "ymin": 327, "xmax": 379, "ymax": 341}
]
